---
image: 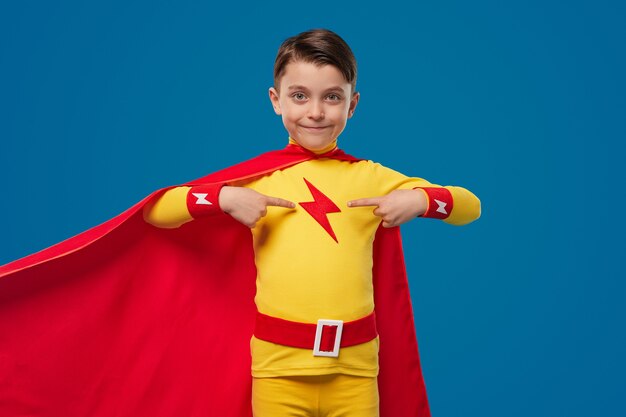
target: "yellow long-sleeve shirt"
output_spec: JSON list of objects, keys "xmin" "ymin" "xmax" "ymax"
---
[{"xmin": 144, "ymin": 149, "xmax": 480, "ymax": 377}]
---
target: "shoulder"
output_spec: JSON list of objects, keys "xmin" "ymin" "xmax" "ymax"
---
[{"xmin": 185, "ymin": 147, "xmax": 313, "ymax": 186}]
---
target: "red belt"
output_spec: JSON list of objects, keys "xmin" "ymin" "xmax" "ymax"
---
[{"xmin": 254, "ymin": 311, "xmax": 378, "ymax": 357}]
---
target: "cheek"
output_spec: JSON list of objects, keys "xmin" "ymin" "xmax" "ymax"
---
[
  {"xmin": 282, "ymin": 115, "xmax": 298, "ymax": 129},
  {"xmin": 281, "ymin": 111, "xmax": 300, "ymax": 131},
  {"xmin": 330, "ymin": 109, "xmax": 349, "ymax": 126},
  {"xmin": 280, "ymin": 104, "xmax": 303, "ymax": 123}
]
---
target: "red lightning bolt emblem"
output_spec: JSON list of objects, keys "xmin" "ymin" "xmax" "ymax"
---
[{"xmin": 298, "ymin": 178, "xmax": 341, "ymax": 243}]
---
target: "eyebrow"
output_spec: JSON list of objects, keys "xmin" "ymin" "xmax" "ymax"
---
[
  {"xmin": 287, "ymin": 85, "xmax": 347, "ymax": 94},
  {"xmin": 287, "ymin": 85, "xmax": 309, "ymax": 91}
]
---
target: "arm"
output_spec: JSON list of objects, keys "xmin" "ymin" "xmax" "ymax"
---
[
  {"xmin": 143, "ymin": 184, "xmax": 295, "ymax": 229},
  {"xmin": 143, "ymin": 186, "xmax": 196, "ymax": 229},
  {"xmin": 431, "ymin": 185, "xmax": 481, "ymax": 226},
  {"xmin": 347, "ymin": 162, "xmax": 481, "ymax": 227}
]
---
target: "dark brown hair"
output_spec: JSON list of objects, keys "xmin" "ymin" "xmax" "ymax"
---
[{"xmin": 273, "ymin": 29, "xmax": 357, "ymax": 93}]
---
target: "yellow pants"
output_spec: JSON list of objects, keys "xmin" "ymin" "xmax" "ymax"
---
[{"xmin": 251, "ymin": 374, "xmax": 379, "ymax": 417}]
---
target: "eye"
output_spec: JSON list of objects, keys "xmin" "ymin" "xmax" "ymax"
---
[
  {"xmin": 326, "ymin": 93, "xmax": 342, "ymax": 102},
  {"xmin": 292, "ymin": 92, "xmax": 307, "ymax": 101}
]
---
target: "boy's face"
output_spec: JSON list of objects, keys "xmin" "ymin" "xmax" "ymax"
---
[{"xmin": 269, "ymin": 61, "xmax": 359, "ymax": 152}]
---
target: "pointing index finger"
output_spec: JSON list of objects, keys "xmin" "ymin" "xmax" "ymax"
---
[
  {"xmin": 347, "ymin": 197, "xmax": 383, "ymax": 208},
  {"xmin": 265, "ymin": 196, "xmax": 296, "ymax": 209}
]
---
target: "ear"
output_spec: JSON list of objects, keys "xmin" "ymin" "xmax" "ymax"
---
[
  {"xmin": 348, "ymin": 91, "xmax": 360, "ymax": 119},
  {"xmin": 268, "ymin": 87, "xmax": 282, "ymax": 115}
]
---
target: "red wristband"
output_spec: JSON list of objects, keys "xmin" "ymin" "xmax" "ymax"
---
[
  {"xmin": 186, "ymin": 184, "xmax": 225, "ymax": 218},
  {"xmin": 417, "ymin": 187, "xmax": 453, "ymax": 220}
]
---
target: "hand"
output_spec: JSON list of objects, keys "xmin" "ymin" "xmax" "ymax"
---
[
  {"xmin": 347, "ymin": 189, "xmax": 427, "ymax": 228},
  {"xmin": 218, "ymin": 186, "xmax": 295, "ymax": 228}
]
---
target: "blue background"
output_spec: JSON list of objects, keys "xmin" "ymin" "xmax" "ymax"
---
[{"xmin": 1, "ymin": 1, "xmax": 624, "ymax": 415}]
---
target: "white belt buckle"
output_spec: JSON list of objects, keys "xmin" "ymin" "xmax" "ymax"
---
[{"xmin": 313, "ymin": 319, "xmax": 344, "ymax": 357}]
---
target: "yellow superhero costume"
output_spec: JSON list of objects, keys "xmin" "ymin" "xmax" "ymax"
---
[
  {"xmin": 144, "ymin": 139, "xmax": 480, "ymax": 416},
  {"xmin": 251, "ymin": 374, "xmax": 380, "ymax": 417}
]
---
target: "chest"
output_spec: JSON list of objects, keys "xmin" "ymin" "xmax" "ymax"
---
[{"xmin": 245, "ymin": 160, "xmax": 382, "ymax": 246}]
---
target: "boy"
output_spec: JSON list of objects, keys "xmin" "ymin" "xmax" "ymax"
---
[{"xmin": 145, "ymin": 29, "xmax": 480, "ymax": 417}]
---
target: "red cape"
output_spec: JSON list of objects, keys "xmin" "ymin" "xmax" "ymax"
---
[{"xmin": 0, "ymin": 145, "xmax": 431, "ymax": 417}]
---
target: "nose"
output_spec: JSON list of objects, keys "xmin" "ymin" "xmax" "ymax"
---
[{"xmin": 307, "ymin": 100, "xmax": 325, "ymax": 120}]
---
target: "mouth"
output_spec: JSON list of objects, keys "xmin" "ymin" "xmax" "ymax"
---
[{"xmin": 301, "ymin": 125, "xmax": 330, "ymax": 131}]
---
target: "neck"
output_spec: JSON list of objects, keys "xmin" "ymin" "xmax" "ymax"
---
[{"xmin": 288, "ymin": 137, "xmax": 337, "ymax": 155}]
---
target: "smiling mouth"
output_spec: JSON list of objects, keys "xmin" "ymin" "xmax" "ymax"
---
[{"xmin": 302, "ymin": 126, "xmax": 329, "ymax": 130}]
